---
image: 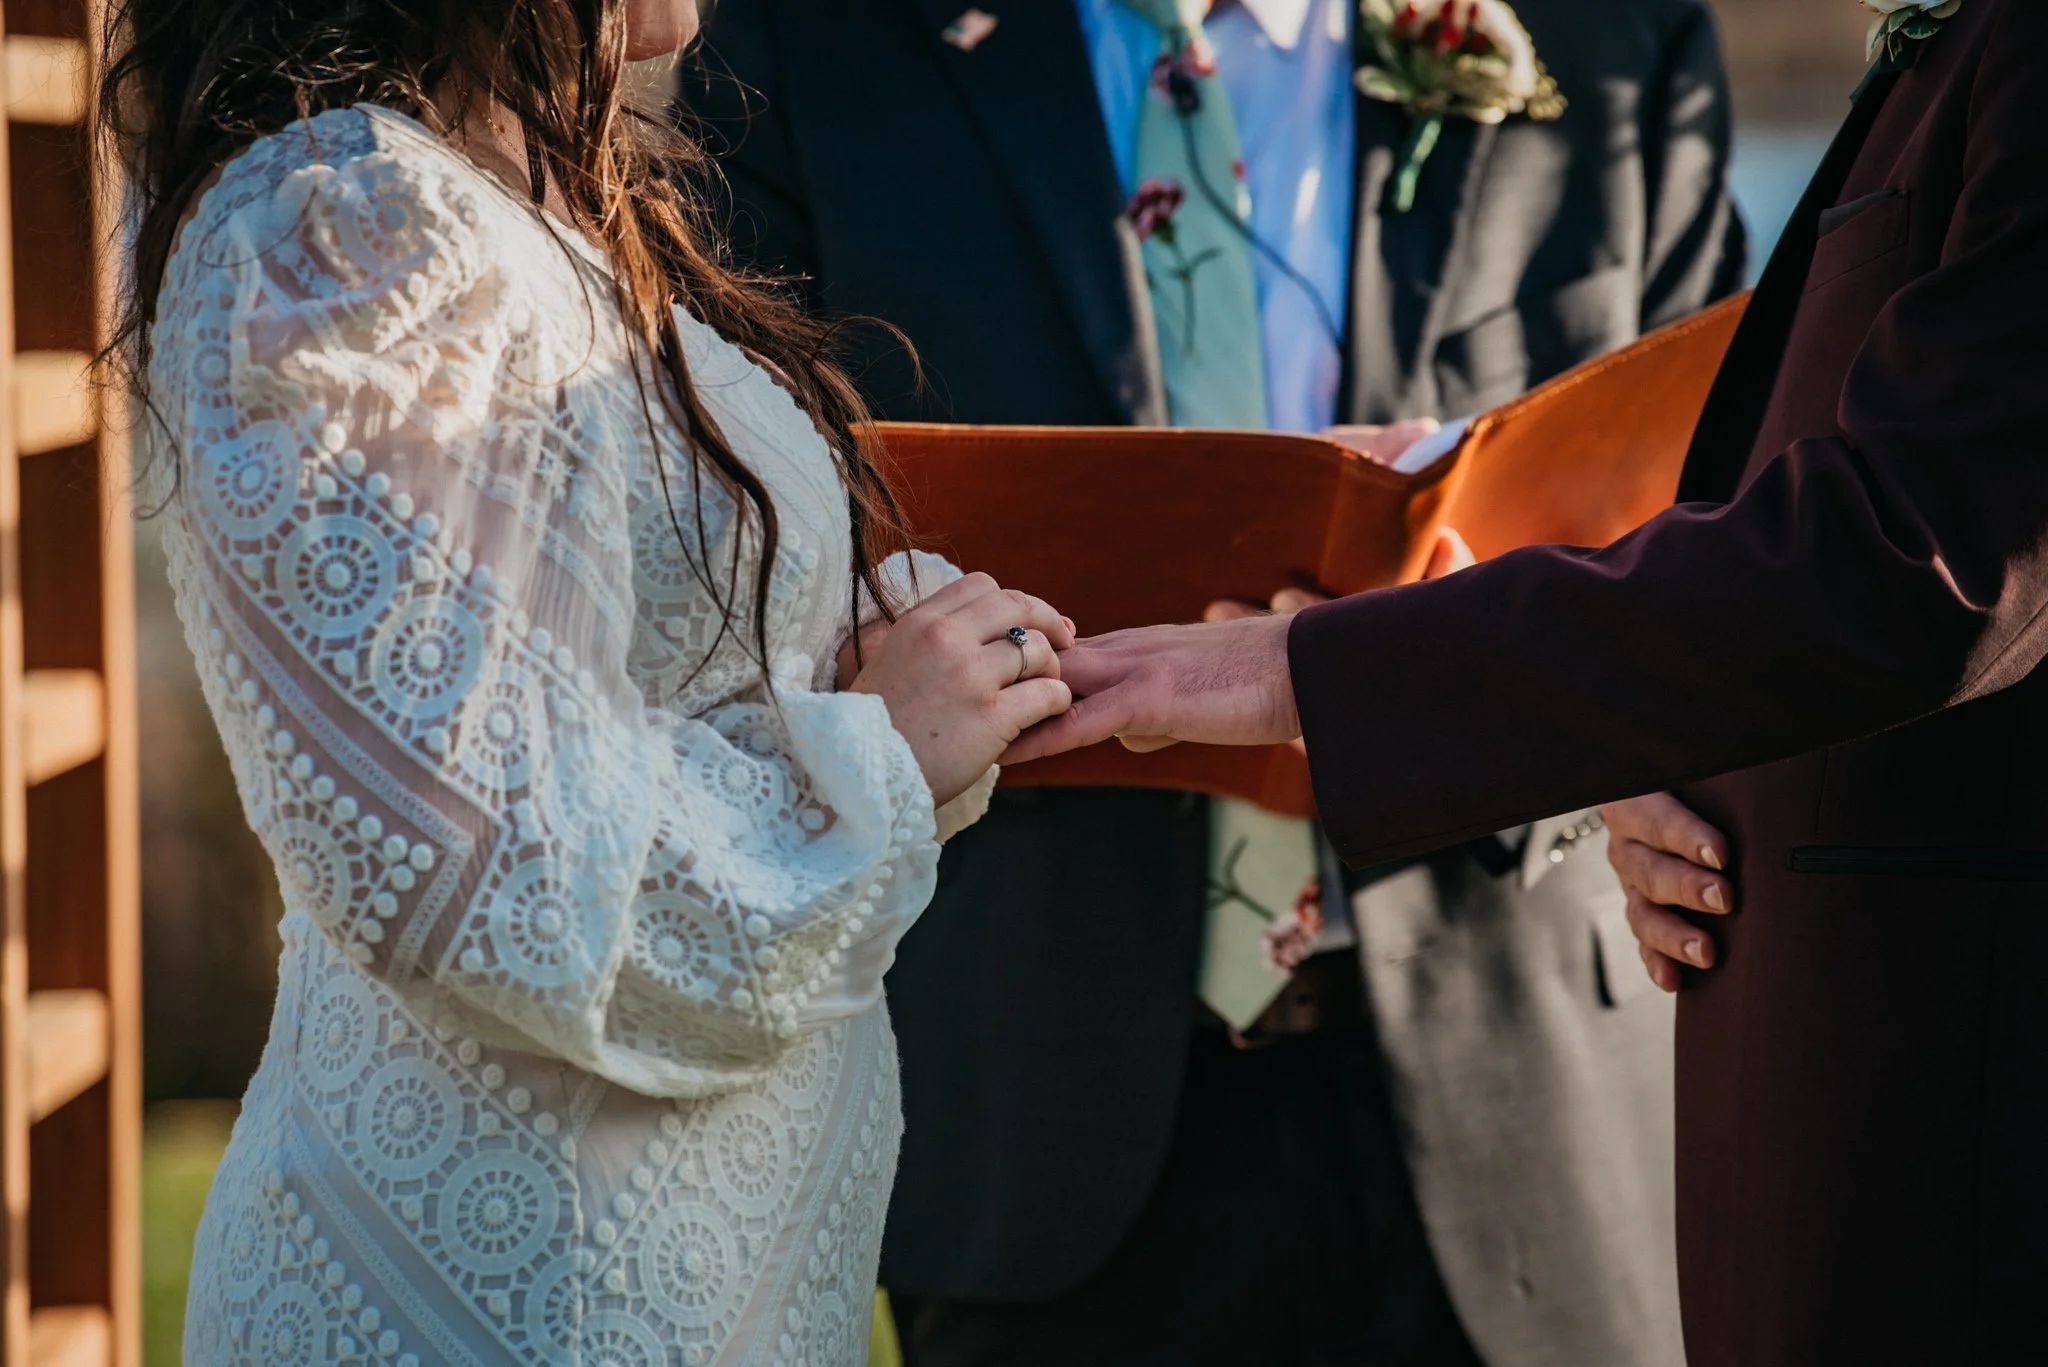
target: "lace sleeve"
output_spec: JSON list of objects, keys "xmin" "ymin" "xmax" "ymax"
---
[{"xmin": 155, "ymin": 117, "xmax": 942, "ymax": 1099}]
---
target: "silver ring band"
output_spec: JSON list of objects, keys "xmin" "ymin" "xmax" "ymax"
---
[{"xmin": 1006, "ymin": 626, "xmax": 1031, "ymax": 685}]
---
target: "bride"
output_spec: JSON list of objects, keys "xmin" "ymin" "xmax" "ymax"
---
[{"xmin": 105, "ymin": 0, "xmax": 1075, "ymax": 1361}]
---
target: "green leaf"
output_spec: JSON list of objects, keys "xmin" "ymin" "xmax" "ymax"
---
[{"xmin": 1356, "ymin": 68, "xmax": 1411, "ymax": 105}]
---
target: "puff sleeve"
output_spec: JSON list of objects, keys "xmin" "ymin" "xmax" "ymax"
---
[{"xmin": 155, "ymin": 118, "xmax": 947, "ymax": 1098}]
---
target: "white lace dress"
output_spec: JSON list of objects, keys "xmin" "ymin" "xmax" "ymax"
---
[{"xmin": 164, "ymin": 105, "xmax": 989, "ymax": 1367}]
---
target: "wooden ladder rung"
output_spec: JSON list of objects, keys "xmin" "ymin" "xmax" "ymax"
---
[
  {"xmin": 21, "ymin": 669, "xmax": 107, "ymax": 786},
  {"xmin": 4, "ymin": 35, "xmax": 89, "ymax": 127},
  {"xmin": 25, "ymin": 990, "xmax": 111, "ymax": 1124},
  {"xmin": 15, "ymin": 351, "xmax": 98, "ymax": 457},
  {"xmin": 27, "ymin": 1305, "xmax": 110, "ymax": 1367}
]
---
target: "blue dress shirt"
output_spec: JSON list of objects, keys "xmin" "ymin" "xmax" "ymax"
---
[{"xmin": 1073, "ymin": 0, "xmax": 1357, "ymax": 435}]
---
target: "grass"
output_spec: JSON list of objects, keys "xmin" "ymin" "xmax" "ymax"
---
[
  {"xmin": 142, "ymin": 1102, "xmax": 239, "ymax": 1366},
  {"xmin": 141, "ymin": 1101, "xmax": 904, "ymax": 1367}
]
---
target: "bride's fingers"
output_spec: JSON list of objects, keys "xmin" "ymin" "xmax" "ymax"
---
[
  {"xmin": 1003, "ymin": 684, "xmax": 1139, "ymax": 764},
  {"xmin": 980, "ymin": 628, "xmax": 1060, "ymax": 688},
  {"xmin": 912, "ymin": 570, "xmax": 1002, "ymax": 617},
  {"xmin": 1118, "ymin": 735, "xmax": 1179, "ymax": 753},
  {"xmin": 948, "ymin": 586, "xmax": 1075, "ymax": 650},
  {"xmin": 992, "ymin": 677, "xmax": 1073, "ymax": 737}
]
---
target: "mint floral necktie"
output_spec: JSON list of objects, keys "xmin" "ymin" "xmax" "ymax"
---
[
  {"xmin": 1116, "ymin": 0, "xmax": 1270, "ymax": 430},
  {"xmin": 1117, "ymin": 0, "xmax": 1322, "ymax": 1030}
]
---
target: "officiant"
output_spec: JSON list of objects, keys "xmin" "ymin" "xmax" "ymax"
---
[{"xmin": 683, "ymin": 1, "xmax": 1742, "ymax": 1362}]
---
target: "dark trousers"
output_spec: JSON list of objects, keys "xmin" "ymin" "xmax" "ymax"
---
[{"xmin": 891, "ymin": 1027, "xmax": 1486, "ymax": 1367}]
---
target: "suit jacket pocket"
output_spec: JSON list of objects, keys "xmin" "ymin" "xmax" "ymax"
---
[
  {"xmin": 1789, "ymin": 846, "xmax": 2048, "ymax": 881},
  {"xmin": 1805, "ymin": 189, "xmax": 1910, "ymax": 291}
]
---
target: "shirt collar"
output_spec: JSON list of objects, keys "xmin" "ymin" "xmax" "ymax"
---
[{"xmin": 1223, "ymin": 0, "xmax": 1318, "ymax": 50}]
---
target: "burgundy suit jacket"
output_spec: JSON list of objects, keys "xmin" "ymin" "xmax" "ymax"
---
[{"xmin": 1290, "ymin": 3, "xmax": 2048, "ymax": 1363}]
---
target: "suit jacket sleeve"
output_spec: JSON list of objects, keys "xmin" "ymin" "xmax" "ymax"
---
[
  {"xmin": 1292, "ymin": 4, "xmax": 2048, "ymax": 868},
  {"xmin": 683, "ymin": 0, "xmax": 824, "ymax": 295},
  {"xmin": 1639, "ymin": 3, "xmax": 1749, "ymax": 327}
]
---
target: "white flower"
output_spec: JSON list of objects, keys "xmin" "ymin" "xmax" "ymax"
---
[
  {"xmin": 1862, "ymin": 0, "xmax": 1963, "ymax": 60},
  {"xmin": 1461, "ymin": 1, "xmax": 1541, "ymax": 104}
]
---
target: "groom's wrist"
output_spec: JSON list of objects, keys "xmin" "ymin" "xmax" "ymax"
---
[{"xmin": 1287, "ymin": 596, "xmax": 1382, "ymax": 855}]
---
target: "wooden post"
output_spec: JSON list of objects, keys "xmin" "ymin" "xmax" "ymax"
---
[{"xmin": 0, "ymin": 0, "xmax": 142, "ymax": 1362}]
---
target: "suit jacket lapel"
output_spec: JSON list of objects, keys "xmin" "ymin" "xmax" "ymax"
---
[
  {"xmin": 903, "ymin": 0, "xmax": 1164, "ymax": 423},
  {"xmin": 1678, "ymin": 73, "xmax": 1902, "ymax": 502},
  {"xmin": 1339, "ymin": 53, "xmax": 1497, "ymax": 421}
]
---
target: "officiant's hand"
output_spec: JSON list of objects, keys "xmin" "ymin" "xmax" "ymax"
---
[
  {"xmin": 850, "ymin": 573, "xmax": 1075, "ymax": 804},
  {"xmin": 1603, "ymin": 792, "xmax": 1733, "ymax": 993},
  {"xmin": 1199, "ymin": 528, "xmax": 1478, "ymax": 630},
  {"xmin": 1324, "ymin": 417, "xmax": 1442, "ymax": 466}
]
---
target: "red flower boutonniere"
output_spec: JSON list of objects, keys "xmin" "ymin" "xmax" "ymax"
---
[{"xmin": 1356, "ymin": 0, "xmax": 1566, "ymax": 213}]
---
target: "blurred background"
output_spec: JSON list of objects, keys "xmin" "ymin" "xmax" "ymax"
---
[{"xmin": 134, "ymin": 3, "xmax": 1875, "ymax": 1362}]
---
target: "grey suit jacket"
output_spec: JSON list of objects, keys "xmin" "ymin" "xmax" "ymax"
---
[
  {"xmin": 684, "ymin": 3, "xmax": 1741, "ymax": 1362},
  {"xmin": 1352, "ymin": 819, "xmax": 1682, "ymax": 1367}
]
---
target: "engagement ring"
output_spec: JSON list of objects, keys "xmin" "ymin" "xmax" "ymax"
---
[{"xmin": 1007, "ymin": 626, "xmax": 1031, "ymax": 684}]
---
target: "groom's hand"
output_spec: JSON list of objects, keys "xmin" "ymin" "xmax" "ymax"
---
[
  {"xmin": 1001, "ymin": 613, "xmax": 1300, "ymax": 764},
  {"xmin": 1200, "ymin": 589, "xmax": 1339, "ymax": 755},
  {"xmin": 1010, "ymin": 526, "xmax": 1484, "ymax": 765}
]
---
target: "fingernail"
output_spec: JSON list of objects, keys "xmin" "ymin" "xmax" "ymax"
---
[
  {"xmin": 1686, "ymin": 939, "xmax": 1710, "ymax": 968},
  {"xmin": 1702, "ymin": 884, "xmax": 1727, "ymax": 913},
  {"xmin": 1699, "ymin": 845, "xmax": 1724, "ymax": 871}
]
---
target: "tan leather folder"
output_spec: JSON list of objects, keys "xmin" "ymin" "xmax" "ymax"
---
[{"xmin": 874, "ymin": 291, "xmax": 1748, "ymax": 816}]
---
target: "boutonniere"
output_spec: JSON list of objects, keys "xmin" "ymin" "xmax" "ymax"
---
[
  {"xmin": 1356, "ymin": 0, "xmax": 1566, "ymax": 213},
  {"xmin": 1862, "ymin": 0, "xmax": 1961, "ymax": 66}
]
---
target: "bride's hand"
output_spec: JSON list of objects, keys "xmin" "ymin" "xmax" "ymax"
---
[{"xmin": 849, "ymin": 573, "xmax": 1075, "ymax": 804}]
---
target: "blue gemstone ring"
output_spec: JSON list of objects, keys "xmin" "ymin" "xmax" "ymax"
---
[{"xmin": 1006, "ymin": 626, "xmax": 1032, "ymax": 684}]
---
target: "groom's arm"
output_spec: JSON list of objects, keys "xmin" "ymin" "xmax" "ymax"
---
[
  {"xmin": 1294, "ymin": 5, "xmax": 2048, "ymax": 868},
  {"xmin": 1028, "ymin": 3, "xmax": 2048, "ymax": 867}
]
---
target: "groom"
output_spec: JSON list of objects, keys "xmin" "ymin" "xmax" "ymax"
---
[
  {"xmin": 1018, "ymin": 1, "xmax": 2048, "ymax": 1363},
  {"xmin": 687, "ymin": 2, "xmax": 1741, "ymax": 1363}
]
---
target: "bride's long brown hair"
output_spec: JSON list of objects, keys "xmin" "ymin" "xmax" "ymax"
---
[{"xmin": 97, "ymin": 0, "xmax": 909, "ymax": 668}]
